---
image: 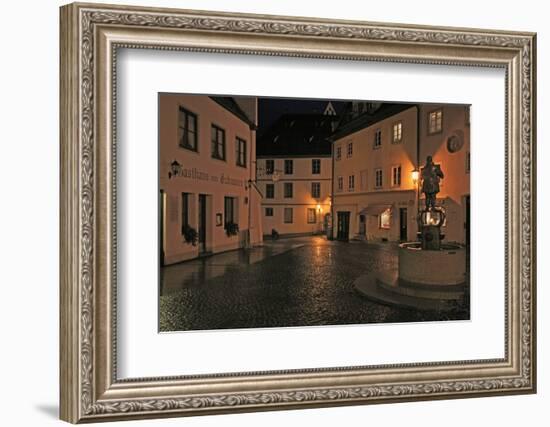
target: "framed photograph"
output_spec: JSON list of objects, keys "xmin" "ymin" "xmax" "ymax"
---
[{"xmin": 60, "ymin": 2, "xmax": 536, "ymax": 423}]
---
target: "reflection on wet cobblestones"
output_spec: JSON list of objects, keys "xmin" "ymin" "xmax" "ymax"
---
[{"xmin": 160, "ymin": 237, "xmax": 469, "ymax": 332}]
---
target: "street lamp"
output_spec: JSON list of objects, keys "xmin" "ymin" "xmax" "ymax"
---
[
  {"xmin": 412, "ymin": 168, "xmax": 420, "ymax": 212},
  {"xmin": 411, "ymin": 168, "xmax": 419, "ymax": 184}
]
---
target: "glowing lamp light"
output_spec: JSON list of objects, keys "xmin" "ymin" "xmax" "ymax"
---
[{"xmin": 411, "ymin": 168, "xmax": 419, "ymax": 184}]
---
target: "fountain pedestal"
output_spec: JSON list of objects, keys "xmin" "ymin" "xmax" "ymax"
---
[
  {"xmin": 398, "ymin": 243, "xmax": 466, "ymax": 286},
  {"xmin": 418, "ymin": 207, "xmax": 445, "ymax": 250},
  {"xmin": 354, "ymin": 207, "xmax": 467, "ymax": 311},
  {"xmin": 354, "ymin": 158, "xmax": 468, "ymax": 311}
]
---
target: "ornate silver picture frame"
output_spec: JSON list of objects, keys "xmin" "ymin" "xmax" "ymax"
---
[{"xmin": 60, "ymin": 2, "xmax": 536, "ymax": 423}]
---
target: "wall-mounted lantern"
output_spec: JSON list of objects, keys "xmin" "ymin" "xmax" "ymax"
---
[
  {"xmin": 411, "ymin": 168, "xmax": 419, "ymax": 184},
  {"xmin": 168, "ymin": 160, "xmax": 182, "ymax": 179}
]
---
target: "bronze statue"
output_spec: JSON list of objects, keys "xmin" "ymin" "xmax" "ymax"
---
[{"xmin": 421, "ymin": 156, "xmax": 444, "ymax": 210}]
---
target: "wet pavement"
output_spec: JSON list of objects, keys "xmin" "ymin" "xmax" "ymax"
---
[{"xmin": 160, "ymin": 236, "xmax": 469, "ymax": 332}]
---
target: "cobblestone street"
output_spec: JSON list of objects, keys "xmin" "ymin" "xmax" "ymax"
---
[{"xmin": 160, "ymin": 236, "xmax": 468, "ymax": 331}]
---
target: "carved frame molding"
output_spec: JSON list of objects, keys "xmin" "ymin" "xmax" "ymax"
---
[{"xmin": 60, "ymin": 2, "xmax": 536, "ymax": 423}]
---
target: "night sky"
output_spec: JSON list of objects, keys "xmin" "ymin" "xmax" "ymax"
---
[{"xmin": 257, "ymin": 97, "xmax": 346, "ymax": 136}]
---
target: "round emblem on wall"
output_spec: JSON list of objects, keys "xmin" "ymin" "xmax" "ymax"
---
[{"xmin": 446, "ymin": 130, "xmax": 464, "ymax": 153}]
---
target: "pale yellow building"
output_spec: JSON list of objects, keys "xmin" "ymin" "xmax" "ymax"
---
[
  {"xmin": 159, "ymin": 94, "xmax": 263, "ymax": 265},
  {"xmin": 330, "ymin": 102, "xmax": 470, "ymax": 244},
  {"xmin": 257, "ymin": 114, "xmax": 336, "ymax": 237}
]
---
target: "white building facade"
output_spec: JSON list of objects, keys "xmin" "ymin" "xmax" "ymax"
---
[
  {"xmin": 159, "ymin": 94, "xmax": 263, "ymax": 265},
  {"xmin": 257, "ymin": 156, "xmax": 332, "ymax": 236},
  {"xmin": 331, "ymin": 102, "xmax": 470, "ymax": 244},
  {"xmin": 256, "ymin": 113, "xmax": 336, "ymax": 237}
]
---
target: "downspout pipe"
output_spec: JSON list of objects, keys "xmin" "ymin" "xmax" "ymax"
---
[{"xmin": 330, "ymin": 137, "xmax": 335, "ymax": 240}]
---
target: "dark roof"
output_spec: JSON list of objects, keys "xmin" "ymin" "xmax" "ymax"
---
[
  {"xmin": 330, "ymin": 102, "xmax": 415, "ymax": 141},
  {"xmin": 210, "ymin": 96, "xmax": 257, "ymax": 129},
  {"xmin": 257, "ymin": 114, "xmax": 338, "ymax": 157},
  {"xmin": 257, "ymin": 99, "xmax": 345, "ymax": 136}
]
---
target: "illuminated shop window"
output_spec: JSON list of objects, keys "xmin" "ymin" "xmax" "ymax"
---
[{"xmin": 379, "ymin": 208, "xmax": 391, "ymax": 229}]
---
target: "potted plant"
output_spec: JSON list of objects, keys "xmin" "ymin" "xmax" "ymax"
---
[
  {"xmin": 182, "ymin": 225, "xmax": 198, "ymax": 246},
  {"xmin": 225, "ymin": 221, "xmax": 239, "ymax": 237}
]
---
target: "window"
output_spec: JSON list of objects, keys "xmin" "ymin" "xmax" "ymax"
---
[
  {"xmin": 284, "ymin": 159, "xmax": 294, "ymax": 175},
  {"xmin": 312, "ymin": 159, "xmax": 321, "ymax": 174},
  {"xmin": 336, "ymin": 146, "xmax": 342, "ymax": 160},
  {"xmin": 284, "ymin": 207, "xmax": 293, "ymax": 223},
  {"xmin": 211, "ymin": 125, "xmax": 226, "ymax": 160},
  {"xmin": 360, "ymin": 169, "xmax": 368, "ymax": 191},
  {"xmin": 265, "ymin": 207, "xmax": 274, "ymax": 217},
  {"xmin": 284, "ymin": 182, "xmax": 293, "ymax": 198},
  {"xmin": 265, "ymin": 159, "xmax": 274, "ymax": 175},
  {"xmin": 178, "ymin": 107, "xmax": 198, "ymax": 151},
  {"xmin": 375, "ymin": 169, "xmax": 383, "ymax": 188},
  {"xmin": 265, "ymin": 183, "xmax": 275, "ymax": 199},
  {"xmin": 181, "ymin": 192, "xmax": 190, "ymax": 234},
  {"xmin": 224, "ymin": 197, "xmax": 236, "ymax": 227},
  {"xmin": 307, "ymin": 208, "xmax": 317, "ymax": 224},
  {"xmin": 466, "ymin": 152, "xmax": 470, "ymax": 174},
  {"xmin": 379, "ymin": 208, "xmax": 391, "ymax": 229},
  {"xmin": 311, "ymin": 182, "xmax": 321, "ymax": 199},
  {"xmin": 236, "ymin": 137, "xmax": 246, "ymax": 167},
  {"xmin": 392, "ymin": 122, "xmax": 402, "ymax": 143},
  {"xmin": 428, "ymin": 109, "xmax": 443, "ymax": 134},
  {"xmin": 348, "ymin": 175, "xmax": 355, "ymax": 192},
  {"xmin": 347, "ymin": 142, "xmax": 353, "ymax": 158},
  {"xmin": 374, "ymin": 129, "xmax": 382, "ymax": 148},
  {"xmin": 391, "ymin": 165, "xmax": 402, "ymax": 187},
  {"xmin": 337, "ymin": 176, "xmax": 344, "ymax": 192}
]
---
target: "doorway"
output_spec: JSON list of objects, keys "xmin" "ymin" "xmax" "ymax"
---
[
  {"xmin": 337, "ymin": 211, "xmax": 350, "ymax": 241},
  {"xmin": 399, "ymin": 208, "xmax": 407, "ymax": 241},
  {"xmin": 359, "ymin": 214, "xmax": 366, "ymax": 236},
  {"xmin": 159, "ymin": 190, "xmax": 166, "ymax": 266},
  {"xmin": 198, "ymin": 194, "xmax": 208, "ymax": 254},
  {"xmin": 464, "ymin": 195, "xmax": 470, "ymax": 245}
]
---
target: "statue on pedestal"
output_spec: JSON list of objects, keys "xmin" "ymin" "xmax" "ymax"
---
[
  {"xmin": 419, "ymin": 156, "xmax": 445, "ymax": 250},
  {"xmin": 421, "ymin": 156, "xmax": 444, "ymax": 210}
]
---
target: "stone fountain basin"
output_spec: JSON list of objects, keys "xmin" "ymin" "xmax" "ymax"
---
[{"xmin": 398, "ymin": 242, "xmax": 466, "ymax": 286}]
